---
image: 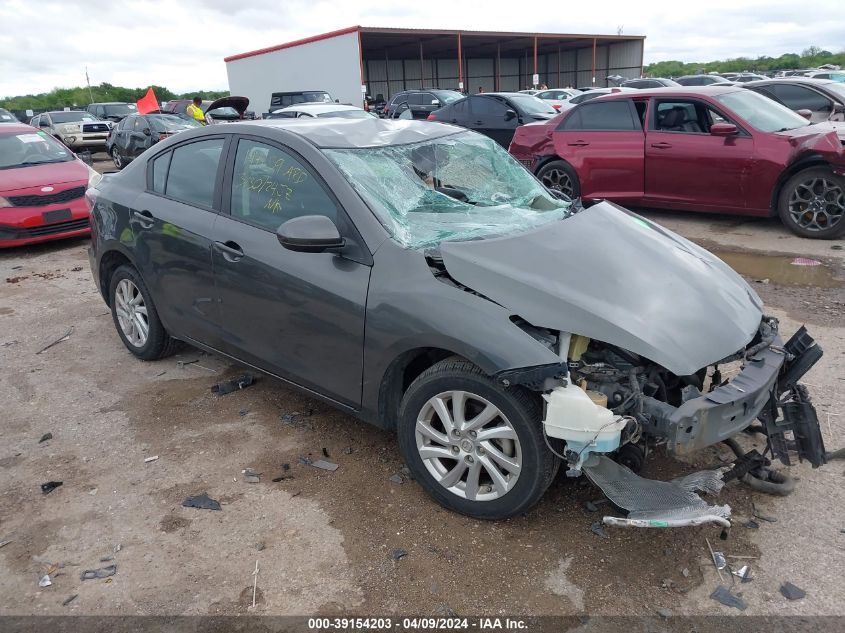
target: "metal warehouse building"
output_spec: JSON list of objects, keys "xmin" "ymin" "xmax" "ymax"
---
[{"xmin": 224, "ymin": 26, "xmax": 645, "ymax": 113}]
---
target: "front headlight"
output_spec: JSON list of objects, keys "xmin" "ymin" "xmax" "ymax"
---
[
  {"xmin": 61, "ymin": 124, "xmax": 82, "ymax": 134},
  {"xmin": 86, "ymin": 165, "xmax": 102, "ymax": 189}
]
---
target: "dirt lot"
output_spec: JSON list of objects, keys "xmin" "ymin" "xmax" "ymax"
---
[{"xmin": 1, "ymin": 163, "xmax": 844, "ymax": 618}]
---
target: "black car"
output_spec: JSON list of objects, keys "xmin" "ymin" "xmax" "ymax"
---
[
  {"xmin": 106, "ymin": 113, "xmax": 200, "ymax": 169},
  {"xmin": 383, "ymin": 89, "xmax": 463, "ymax": 120},
  {"xmin": 674, "ymin": 74, "xmax": 733, "ymax": 86},
  {"xmin": 427, "ymin": 92, "xmax": 557, "ymax": 147},
  {"xmin": 86, "ymin": 102, "xmax": 138, "ymax": 122},
  {"xmin": 745, "ymin": 78, "xmax": 845, "ymax": 123},
  {"xmin": 620, "ymin": 78, "xmax": 680, "ymax": 89}
]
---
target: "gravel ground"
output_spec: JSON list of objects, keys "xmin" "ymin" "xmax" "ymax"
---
[{"xmin": 1, "ymin": 164, "xmax": 843, "ymax": 617}]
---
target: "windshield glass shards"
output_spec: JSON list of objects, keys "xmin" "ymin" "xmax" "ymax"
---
[{"xmin": 325, "ymin": 132, "xmax": 571, "ymax": 249}]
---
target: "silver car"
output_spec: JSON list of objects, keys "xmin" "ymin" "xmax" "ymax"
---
[{"xmin": 30, "ymin": 110, "xmax": 111, "ymax": 151}]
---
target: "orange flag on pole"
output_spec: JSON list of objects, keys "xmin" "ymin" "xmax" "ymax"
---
[{"xmin": 136, "ymin": 88, "xmax": 159, "ymax": 114}]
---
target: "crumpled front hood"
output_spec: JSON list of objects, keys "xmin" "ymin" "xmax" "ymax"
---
[{"xmin": 439, "ymin": 202, "xmax": 763, "ymax": 375}]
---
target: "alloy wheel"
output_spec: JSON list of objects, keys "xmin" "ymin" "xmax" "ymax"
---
[
  {"xmin": 415, "ymin": 390, "xmax": 522, "ymax": 501},
  {"xmin": 540, "ymin": 167, "xmax": 574, "ymax": 198},
  {"xmin": 112, "ymin": 148, "xmax": 123, "ymax": 169},
  {"xmin": 114, "ymin": 279, "xmax": 149, "ymax": 347},
  {"xmin": 788, "ymin": 176, "xmax": 845, "ymax": 233}
]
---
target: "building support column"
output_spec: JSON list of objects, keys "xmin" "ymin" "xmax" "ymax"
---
[
  {"xmin": 591, "ymin": 37, "xmax": 597, "ymax": 86},
  {"xmin": 533, "ymin": 36, "xmax": 538, "ymax": 87},
  {"xmin": 457, "ymin": 32, "xmax": 464, "ymax": 92},
  {"xmin": 419, "ymin": 41, "xmax": 425, "ymax": 88},
  {"xmin": 496, "ymin": 43, "xmax": 501, "ymax": 91}
]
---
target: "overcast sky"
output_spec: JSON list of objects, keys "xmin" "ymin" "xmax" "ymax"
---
[{"xmin": 2, "ymin": 0, "xmax": 843, "ymax": 97}]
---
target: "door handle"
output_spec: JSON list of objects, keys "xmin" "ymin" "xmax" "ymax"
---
[
  {"xmin": 130, "ymin": 209, "xmax": 154, "ymax": 228},
  {"xmin": 567, "ymin": 140, "xmax": 589, "ymax": 147},
  {"xmin": 214, "ymin": 240, "xmax": 244, "ymax": 262},
  {"xmin": 475, "ymin": 120, "xmax": 483, "ymax": 125},
  {"xmin": 651, "ymin": 142, "xmax": 672, "ymax": 149}
]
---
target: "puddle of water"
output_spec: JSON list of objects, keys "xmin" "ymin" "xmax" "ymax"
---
[{"xmin": 712, "ymin": 250, "xmax": 843, "ymax": 288}]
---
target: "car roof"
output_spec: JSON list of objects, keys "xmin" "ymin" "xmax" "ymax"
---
[
  {"xmin": 744, "ymin": 77, "xmax": 838, "ymax": 87},
  {"xmin": 90, "ymin": 102, "xmax": 129, "ymax": 105},
  {"xmin": 587, "ymin": 85, "xmax": 743, "ymax": 99},
  {"xmin": 275, "ymin": 104, "xmax": 362, "ymax": 114},
  {"xmin": 0, "ymin": 123, "xmax": 37, "ymax": 134},
  {"xmin": 232, "ymin": 118, "xmax": 464, "ymax": 149},
  {"xmin": 42, "ymin": 110, "xmax": 90, "ymax": 115}
]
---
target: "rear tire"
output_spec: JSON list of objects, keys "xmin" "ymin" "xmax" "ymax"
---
[
  {"xmin": 537, "ymin": 160, "xmax": 580, "ymax": 199},
  {"xmin": 777, "ymin": 167, "xmax": 845, "ymax": 239},
  {"xmin": 109, "ymin": 265, "xmax": 178, "ymax": 360},
  {"xmin": 397, "ymin": 359, "xmax": 558, "ymax": 519}
]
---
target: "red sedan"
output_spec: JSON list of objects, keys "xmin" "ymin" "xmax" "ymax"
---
[
  {"xmin": 509, "ymin": 86, "xmax": 845, "ymax": 238},
  {"xmin": 0, "ymin": 124, "xmax": 101, "ymax": 248}
]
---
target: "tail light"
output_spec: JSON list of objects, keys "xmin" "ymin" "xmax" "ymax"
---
[
  {"xmin": 427, "ymin": 114, "xmax": 436, "ymax": 121},
  {"xmin": 364, "ymin": 102, "xmax": 369, "ymax": 112}
]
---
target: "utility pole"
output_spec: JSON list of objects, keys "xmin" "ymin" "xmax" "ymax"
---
[{"xmin": 85, "ymin": 67, "xmax": 95, "ymax": 104}]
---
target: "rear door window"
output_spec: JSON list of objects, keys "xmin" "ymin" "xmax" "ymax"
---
[
  {"xmin": 162, "ymin": 138, "xmax": 225, "ymax": 208},
  {"xmin": 560, "ymin": 101, "xmax": 638, "ymax": 130},
  {"xmin": 151, "ymin": 151, "xmax": 172, "ymax": 194}
]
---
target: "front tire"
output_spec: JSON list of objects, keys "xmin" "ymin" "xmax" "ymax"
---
[
  {"xmin": 398, "ymin": 359, "xmax": 558, "ymax": 519},
  {"xmin": 111, "ymin": 147, "xmax": 124, "ymax": 170},
  {"xmin": 109, "ymin": 265, "xmax": 178, "ymax": 360},
  {"xmin": 536, "ymin": 160, "xmax": 580, "ymax": 199},
  {"xmin": 777, "ymin": 167, "xmax": 845, "ymax": 239}
]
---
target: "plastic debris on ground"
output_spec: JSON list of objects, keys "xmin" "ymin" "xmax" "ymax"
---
[
  {"xmin": 144, "ymin": 456, "xmax": 159, "ymax": 463},
  {"xmin": 590, "ymin": 522, "xmax": 609, "ymax": 538},
  {"xmin": 242, "ymin": 468, "xmax": 261, "ymax": 484},
  {"xmin": 390, "ymin": 548, "xmax": 408, "ymax": 561},
  {"xmin": 41, "ymin": 481, "xmax": 63, "ymax": 494},
  {"xmin": 80, "ymin": 564, "xmax": 117, "ymax": 581},
  {"xmin": 310, "ymin": 459, "xmax": 338, "ymax": 471},
  {"xmin": 181, "ymin": 493, "xmax": 222, "ymax": 511},
  {"xmin": 38, "ymin": 432, "xmax": 52, "ymax": 443},
  {"xmin": 62, "ymin": 594, "xmax": 78, "ymax": 607},
  {"xmin": 211, "ymin": 374, "xmax": 255, "ymax": 396},
  {"xmin": 732, "ymin": 565, "xmax": 752, "ymax": 583},
  {"xmin": 780, "ymin": 582, "xmax": 806, "ymax": 600},
  {"xmin": 583, "ymin": 455, "xmax": 730, "ymax": 528},
  {"xmin": 710, "ymin": 585, "xmax": 747, "ymax": 610},
  {"xmin": 38, "ymin": 575, "xmax": 52, "ymax": 588},
  {"xmin": 0, "ymin": 540, "xmax": 11, "ymax": 549}
]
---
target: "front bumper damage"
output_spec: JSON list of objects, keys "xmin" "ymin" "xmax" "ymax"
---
[
  {"xmin": 642, "ymin": 324, "xmax": 826, "ymax": 468},
  {"xmin": 584, "ymin": 324, "xmax": 827, "ymax": 528}
]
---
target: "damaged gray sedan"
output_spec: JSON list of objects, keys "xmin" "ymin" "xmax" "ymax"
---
[{"xmin": 87, "ymin": 118, "xmax": 829, "ymax": 523}]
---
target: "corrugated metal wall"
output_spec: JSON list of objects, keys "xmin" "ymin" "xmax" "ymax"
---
[{"xmin": 362, "ymin": 39, "xmax": 642, "ymax": 97}]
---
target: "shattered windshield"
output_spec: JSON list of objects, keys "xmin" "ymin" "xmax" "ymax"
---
[{"xmin": 324, "ymin": 132, "xmax": 571, "ymax": 249}]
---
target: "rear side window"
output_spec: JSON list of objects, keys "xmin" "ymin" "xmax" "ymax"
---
[
  {"xmin": 151, "ymin": 152, "xmax": 171, "ymax": 194},
  {"xmin": 560, "ymin": 101, "xmax": 638, "ymax": 131},
  {"xmin": 231, "ymin": 139, "xmax": 337, "ymax": 231},
  {"xmin": 407, "ymin": 93, "xmax": 424, "ymax": 106},
  {"xmin": 768, "ymin": 84, "xmax": 832, "ymax": 112},
  {"xmin": 161, "ymin": 138, "xmax": 224, "ymax": 207}
]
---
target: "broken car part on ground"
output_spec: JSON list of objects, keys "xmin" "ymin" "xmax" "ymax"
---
[{"xmin": 87, "ymin": 118, "xmax": 834, "ymax": 522}]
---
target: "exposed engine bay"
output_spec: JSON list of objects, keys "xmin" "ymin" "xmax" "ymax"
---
[{"xmin": 498, "ymin": 316, "xmax": 828, "ymax": 527}]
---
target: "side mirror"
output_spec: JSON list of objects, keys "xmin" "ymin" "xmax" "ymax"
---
[
  {"xmin": 39, "ymin": 120, "xmax": 50, "ymax": 127},
  {"xmin": 796, "ymin": 109, "xmax": 813, "ymax": 120},
  {"xmin": 142, "ymin": 128, "xmax": 152, "ymax": 136},
  {"xmin": 710, "ymin": 122, "xmax": 737, "ymax": 136},
  {"xmin": 833, "ymin": 103, "xmax": 845, "ymax": 115},
  {"xmin": 504, "ymin": 109, "xmax": 517, "ymax": 121},
  {"xmin": 276, "ymin": 215, "xmax": 345, "ymax": 253}
]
